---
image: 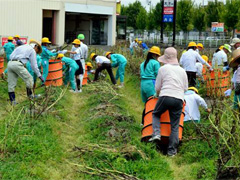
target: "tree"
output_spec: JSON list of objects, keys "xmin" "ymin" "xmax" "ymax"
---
[
  {"xmin": 205, "ymin": 0, "xmax": 224, "ymax": 27},
  {"xmin": 153, "ymin": 2, "xmax": 162, "ymax": 30},
  {"xmin": 177, "ymin": 0, "xmax": 194, "ymax": 36},
  {"xmin": 124, "ymin": 1, "xmax": 144, "ymax": 29},
  {"xmin": 136, "ymin": 8, "xmax": 147, "ymax": 30},
  {"xmin": 147, "ymin": 9, "xmax": 155, "ymax": 31},
  {"xmin": 193, "ymin": 5, "xmax": 206, "ymax": 36},
  {"xmin": 223, "ymin": 0, "xmax": 240, "ymax": 36}
]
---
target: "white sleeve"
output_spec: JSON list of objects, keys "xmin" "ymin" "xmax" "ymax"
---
[
  {"xmin": 223, "ymin": 53, "xmax": 227, "ymax": 63},
  {"xmin": 29, "ymin": 51, "xmax": 41, "ymax": 77},
  {"xmin": 195, "ymin": 94, "xmax": 208, "ymax": 109},
  {"xmin": 85, "ymin": 46, "xmax": 88, "ymax": 59},
  {"xmin": 179, "ymin": 55, "xmax": 183, "ymax": 66}
]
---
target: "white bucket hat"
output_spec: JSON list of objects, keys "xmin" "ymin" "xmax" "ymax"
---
[{"xmin": 158, "ymin": 47, "xmax": 179, "ymax": 65}]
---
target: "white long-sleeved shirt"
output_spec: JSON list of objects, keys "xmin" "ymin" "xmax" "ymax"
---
[
  {"xmin": 10, "ymin": 44, "xmax": 41, "ymax": 77},
  {"xmin": 95, "ymin": 56, "xmax": 111, "ymax": 64},
  {"xmin": 80, "ymin": 42, "xmax": 88, "ymax": 60},
  {"xmin": 71, "ymin": 46, "xmax": 82, "ymax": 61},
  {"xmin": 184, "ymin": 90, "xmax": 208, "ymax": 121},
  {"xmin": 196, "ymin": 62, "xmax": 203, "ymax": 77},
  {"xmin": 155, "ymin": 64, "xmax": 188, "ymax": 101},
  {"xmin": 212, "ymin": 50, "xmax": 227, "ymax": 67},
  {"xmin": 130, "ymin": 41, "xmax": 138, "ymax": 49},
  {"xmin": 180, "ymin": 49, "xmax": 211, "ymax": 72}
]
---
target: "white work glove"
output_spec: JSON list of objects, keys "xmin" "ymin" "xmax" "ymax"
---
[
  {"xmin": 224, "ymin": 89, "xmax": 232, "ymax": 97},
  {"xmin": 51, "ymin": 49, "xmax": 56, "ymax": 53},
  {"xmin": 58, "ymin": 50, "xmax": 68, "ymax": 54}
]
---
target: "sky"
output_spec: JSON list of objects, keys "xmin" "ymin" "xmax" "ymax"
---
[{"xmin": 121, "ymin": 0, "xmax": 226, "ymax": 11}]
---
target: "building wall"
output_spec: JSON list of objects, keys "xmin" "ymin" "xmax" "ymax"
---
[{"xmin": 0, "ymin": 0, "xmax": 116, "ymax": 46}]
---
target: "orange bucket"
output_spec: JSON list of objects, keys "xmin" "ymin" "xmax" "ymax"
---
[
  {"xmin": 141, "ymin": 97, "xmax": 185, "ymax": 144},
  {"xmin": 0, "ymin": 57, "xmax": 4, "ymax": 74},
  {"xmin": 45, "ymin": 60, "xmax": 63, "ymax": 86},
  {"xmin": 206, "ymin": 68, "xmax": 230, "ymax": 97},
  {"xmin": 82, "ymin": 65, "xmax": 88, "ymax": 85}
]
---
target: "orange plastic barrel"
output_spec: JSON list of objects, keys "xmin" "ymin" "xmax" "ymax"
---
[
  {"xmin": 82, "ymin": 65, "xmax": 88, "ymax": 85},
  {"xmin": 45, "ymin": 60, "xmax": 63, "ymax": 86},
  {"xmin": 206, "ymin": 68, "xmax": 231, "ymax": 97},
  {"xmin": 0, "ymin": 57, "xmax": 4, "ymax": 74},
  {"xmin": 141, "ymin": 96, "xmax": 185, "ymax": 144}
]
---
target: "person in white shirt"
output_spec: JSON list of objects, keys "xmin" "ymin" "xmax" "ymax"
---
[
  {"xmin": 230, "ymin": 38, "xmax": 240, "ymax": 50},
  {"xmin": 78, "ymin": 34, "xmax": 89, "ymax": 89},
  {"xmin": 196, "ymin": 43, "xmax": 204, "ymax": 54},
  {"xmin": 184, "ymin": 87, "xmax": 210, "ymax": 123},
  {"xmin": 90, "ymin": 53, "xmax": 116, "ymax": 85},
  {"xmin": 149, "ymin": 47, "xmax": 188, "ymax": 157},
  {"xmin": 180, "ymin": 42, "xmax": 212, "ymax": 87},
  {"xmin": 68, "ymin": 39, "xmax": 83, "ymax": 92},
  {"xmin": 212, "ymin": 44, "xmax": 231, "ymax": 72},
  {"xmin": 130, "ymin": 38, "xmax": 138, "ymax": 55}
]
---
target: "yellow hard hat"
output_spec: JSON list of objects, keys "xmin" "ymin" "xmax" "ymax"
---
[
  {"xmin": 139, "ymin": 41, "xmax": 142, "ymax": 44},
  {"xmin": 72, "ymin": 39, "xmax": 81, "ymax": 45},
  {"xmin": 188, "ymin": 42, "xmax": 197, "ymax": 48},
  {"xmin": 105, "ymin": 51, "xmax": 111, "ymax": 57},
  {"xmin": 149, "ymin": 46, "xmax": 161, "ymax": 56},
  {"xmin": 57, "ymin": 53, "xmax": 64, "ymax": 59},
  {"xmin": 8, "ymin": 36, "xmax": 13, "ymax": 41},
  {"xmin": 86, "ymin": 62, "xmax": 93, "ymax": 68},
  {"xmin": 135, "ymin": 38, "xmax": 138, "ymax": 42},
  {"xmin": 14, "ymin": 35, "xmax": 20, "ymax": 38},
  {"xmin": 42, "ymin": 37, "xmax": 51, "ymax": 44},
  {"xmin": 188, "ymin": 87, "xmax": 198, "ymax": 94},
  {"xmin": 197, "ymin": 43, "xmax": 204, "ymax": 49},
  {"xmin": 219, "ymin": 45, "xmax": 224, "ymax": 50},
  {"xmin": 201, "ymin": 55, "xmax": 208, "ymax": 62},
  {"xmin": 90, "ymin": 53, "xmax": 96, "ymax": 60}
]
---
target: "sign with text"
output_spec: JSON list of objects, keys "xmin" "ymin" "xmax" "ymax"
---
[
  {"xmin": 164, "ymin": 0, "xmax": 174, "ymax": 7},
  {"xmin": 211, "ymin": 22, "xmax": 224, "ymax": 32},
  {"xmin": 1, "ymin": 37, "xmax": 28, "ymax": 46},
  {"xmin": 163, "ymin": 7, "xmax": 174, "ymax": 15},
  {"xmin": 163, "ymin": 15, "xmax": 173, "ymax": 22}
]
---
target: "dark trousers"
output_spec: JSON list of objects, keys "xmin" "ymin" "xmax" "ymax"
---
[
  {"xmin": 94, "ymin": 63, "xmax": 116, "ymax": 85},
  {"xmin": 152, "ymin": 96, "xmax": 183, "ymax": 155},
  {"xmin": 186, "ymin": 71, "xmax": 196, "ymax": 87}
]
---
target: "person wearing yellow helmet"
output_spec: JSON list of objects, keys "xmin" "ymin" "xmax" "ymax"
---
[
  {"xmin": 14, "ymin": 35, "xmax": 24, "ymax": 46},
  {"xmin": 41, "ymin": 37, "xmax": 58, "ymax": 83},
  {"xmin": 86, "ymin": 62, "xmax": 95, "ymax": 82},
  {"xmin": 196, "ymin": 43, "xmax": 204, "ymax": 54},
  {"xmin": 180, "ymin": 42, "xmax": 212, "ymax": 86},
  {"xmin": 68, "ymin": 39, "xmax": 84, "ymax": 92},
  {"xmin": 129, "ymin": 38, "xmax": 139, "ymax": 55},
  {"xmin": 3, "ymin": 37, "xmax": 15, "ymax": 63},
  {"xmin": 139, "ymin": 41, "xmax": 149, "ymax": 54},
  {"xmin": 140, "ymin": 46, "xmax": 161, "ymax": 103},
  {"xmin": 212, "ymin": 44, "xmax": 231, "ymax": 72},
  {"xmin": 184, "ymin": 87, "xmax": 211, "ymax": 123},
  {"xmin": 56, "ymin": 54, "xmax": 79, "ymax": 92},
  {"xmin": 106, "ymin": 52, "xmax": 127, "ymax": 87},
  {"xmin": 90, "ymin": 53, "xmax": 116, "ymax": 85}
]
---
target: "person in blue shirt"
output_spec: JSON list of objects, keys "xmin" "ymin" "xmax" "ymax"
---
[
  {"xmin": 139, "ymin": 41, "xmax": 149, "ymax": 54},
  {"xmin": 14, "ymin": 35, "xmax": 24, "ymax": 46},
  {"xmin": 41, "ymin": 37, "xmax": 57, "ymax": 83},
  {"xmin": 26, "ymin": 54, "xmax": 42, "ymax": 88},
  {"xmin": 3, "ymin": 36, "xmax": 15, "ymax": 74},
  {"xmin": 56, "ymin": 53, "xmax": 79, "ymax": 92},
  {"xmin": 106, "ymin": 52, "xmax": 127, "ymax": 87},
  {"xmin": 140, "ymin": 46, "xmax": 161, "ymax": 103}
]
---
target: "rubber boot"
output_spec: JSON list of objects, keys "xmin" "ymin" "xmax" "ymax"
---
[
  {"xmin": 8, "ymin": 92, "xmax": 17, "ymax": 105},
  {"xmin": 26, "ymin": 88, "xmax": 33, "ymax": 98},
  {"xmin": 76, "ymin": 78, "xmax": 81, "ymax": 92}
]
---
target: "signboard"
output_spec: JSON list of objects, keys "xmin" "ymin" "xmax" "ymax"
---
[
  {"xmin": 163, "ymin": 15, "xmax": 173, "ymax": 22},
  {"xmin": 1, "ymin": 37, "xmax": 28, "ymax": 46},
  {"xmin": 164, "ymin": 0, "xmax": 174, "ymax": 7},
  {"xmin": 163, "ymin": 7, "xmax": 174, "ymax": 15},
  {"xmin": 211, "ymin": 22, "xmax": 224, "ymax": 32},
  {"xmin": 116, "ymin": 0, "xmax": 121, "ymax": 16}
]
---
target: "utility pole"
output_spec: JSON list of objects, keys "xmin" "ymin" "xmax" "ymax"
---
[
  {"xmin": 160, "ymin": 0, "xmax": 164, "ymax": 44},
  {"xmin": 172, "ymin": 0, "xmax": 177, "ymax": 46}
]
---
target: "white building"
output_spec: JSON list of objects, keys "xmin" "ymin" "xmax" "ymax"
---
[{"xmin": 0, "ymin": 0, "xmax": 117, "ymax": 46}]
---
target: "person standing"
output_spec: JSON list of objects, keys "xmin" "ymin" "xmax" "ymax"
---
[
  {"xmin": 41, "ymin": 37, "xmax": 57, "ymax": 82},
  {"xmin": 130, "ymin": 38, "xmax": 138, "ymax": 55},
  {"xmin": 106, "ymin": 52, "xmax": 127, "ymax": 87},
  {"xmin": 78, "ymin": 34, "xmax": 88, "ymax": 89},
  {"xmin": 14, "ymin": 35, "xmax": 24, "ymax": 46},
  {"xmin": 90, "ymin": 53, "xmax": 116, "ymax": 85},
  {"xmin": 212, "ymin": 44, "xmax": 231, "ymax": 71},
  {"xmin": 68, "ymin": 39, "xmax": 83, "ymax": 92},
  {"xmin": 149, "ymin": 47, "xmax": 188, "ymax": 157},
  {"xmin": 8, "ymin": 40, "xmax": 44, "ymax": 104},
  {"xmin": 3, "ymin": 36, "xmax": 15, "ymax": 74},
  {"xmin": 180, "ymin": 42, "xmax": 212, "ymax": 87},
  {"xmin": 140, "ymin": 46, "xmax": 161, "ymax": 103},
  {"xmin": 56, "ymin": 54, "xmax": 79, "ymax": 92},
  {"xmin": 196, "ymin": 43, "xmax": 204, "ymax": 54}
]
